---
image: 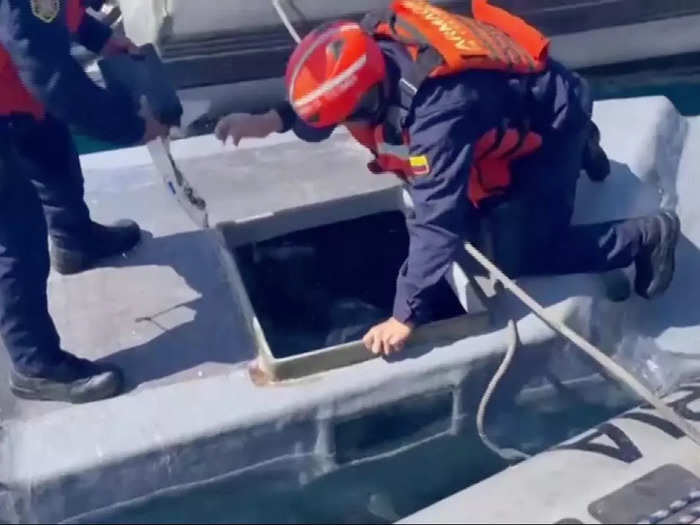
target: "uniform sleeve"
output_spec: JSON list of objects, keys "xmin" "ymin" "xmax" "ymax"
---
[
  {"xmin": 274, "ymin": 101, "xmax": 335, "ymax": 143},
  {"xmin": 0, "ymin": 0, "xmax": 144, "ymax": 145},
  {"xmin": 393, "ymin": 107, "xmax": 479, "ymax": 325},
  {"xmin": 75, "ymin": 12, "xmax": 111, "ymax": 54}
]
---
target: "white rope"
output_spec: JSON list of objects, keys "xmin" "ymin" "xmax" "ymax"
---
[
  {"xmin": 476, "ymin": 319, "xmax": 531, "ymax": 463},
  {"xmin": 465, "ymin": 242, "xmax": 700, "ymax": 450},
  {"xmin": 272, "ymin": 0, "xmax": 302, "ymax": 44}
]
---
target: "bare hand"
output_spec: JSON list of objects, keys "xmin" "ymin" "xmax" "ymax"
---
[
  {"xmin": 101, "ymin": 33, "xmax": 140, "ymax": 57},
  {"xmin": 363, "ymin": 318, "xmax": 414, "ymax": 356},
  {"xmin": 139, "ymin": 96, "xmax": 169, "ymax": 144},
  {"xmin": 215, "ymin": 111, "xmax": 283, "ymax": 146}
]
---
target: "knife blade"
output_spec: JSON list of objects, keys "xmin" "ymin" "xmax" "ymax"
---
[{"xmin": 147, "ymin": 137, "xmax": 209, "ymax": 229}]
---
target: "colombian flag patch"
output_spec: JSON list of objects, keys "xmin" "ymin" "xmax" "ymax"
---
[{"xmin": 409, "ymin": 155, "xmax": 431, "ymax": 177}]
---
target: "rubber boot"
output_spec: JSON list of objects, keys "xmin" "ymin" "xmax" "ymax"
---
[
  {"xmin": 635, "ymin": 210, "xmax": 681, "ymax": 299},
  {"xmin": 51, "ymin": 220, "xmax": 141, "ymax": 275},
  {"xmin": 10, "ymin": 351, "xmax": 124, "ymax": 403}
]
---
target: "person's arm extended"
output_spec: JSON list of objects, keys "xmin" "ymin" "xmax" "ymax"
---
[
  {"xmin": 0, "ymin": 0, "xmax": 144, "ymax": 145},
  {"xmin": 362, "ymin": 106, "xmax": 479, "ymax": 356},
  {"xmin": 215, "ymin": 102, "xmax": 335, "ymax": 146},
  {"xmin": 393, "ymin": 108, "xmax": 476, "ymax": 327},
  {"xmin": 274, "ymin": 101, "xmax": 335, "ymax": 143}
]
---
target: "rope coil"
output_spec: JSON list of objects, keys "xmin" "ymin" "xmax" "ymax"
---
[{"xmin": 464, "ymin": 242, "xmax": 700, "ymax": 458}]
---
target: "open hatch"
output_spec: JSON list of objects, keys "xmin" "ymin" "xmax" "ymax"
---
[{"xmin": 217, "ymin": 187, "xmax": 491, "ymax": 381}]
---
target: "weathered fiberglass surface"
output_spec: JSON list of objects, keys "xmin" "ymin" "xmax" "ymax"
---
[{"xmin": 3, "ymin": 95, "xmax": 700, "ymax": 523}]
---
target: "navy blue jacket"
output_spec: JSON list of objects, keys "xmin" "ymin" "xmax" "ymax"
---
[
  {"xmin": 277, "ymin": 40, "xmax": 592, "ymax": 325},
  {"xmin": 0, "ymin": 0, "xmax": 144, "ymax": 145}
]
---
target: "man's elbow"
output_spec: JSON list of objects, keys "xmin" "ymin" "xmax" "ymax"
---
[{"xmin": 293, "ymin": 124, "xmax": 333, "ymax": 143}]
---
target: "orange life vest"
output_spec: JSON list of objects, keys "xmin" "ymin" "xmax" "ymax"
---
[
  {"xmin": 349, "ymin": 0, "xmax": 549, "ymax": 207},
  {"xmin": 0, "ymin": 0, "xmax": 87, "ymax": 119},
  {"xmin": 468, "ymin": 128, "xmax": 543, "ymax": 206},
  {"xmin": 347, "ymin": 120, "xmax": 543, "ymax": 207},
  {"xmin": 370, "ymin": 0, "xmax": 549, "ymax": 79}
]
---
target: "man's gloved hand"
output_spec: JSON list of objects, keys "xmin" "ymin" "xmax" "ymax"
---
[
  {"xmin": 363, "ymin": 318, "xmax": 415, "ymax": 356},
  {"xmin": 215, "ymin": 111, "xmax": 283, "ymax": 146},
  {"xmin": 101, "ymin": 33, "xmax": 140, "ymax": 57},
  {"xmin": 139, "ymin": 96, "xmax": 170, "ymax": 144}
]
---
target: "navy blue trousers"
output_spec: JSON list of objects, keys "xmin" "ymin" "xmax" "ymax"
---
[
  {"xmin": 484, "ymin": 124, "xmax": 651, "ymax": 279},
  {"xmin": 0, "ymin": 115, "xmax": 93, "ymax": 375}
]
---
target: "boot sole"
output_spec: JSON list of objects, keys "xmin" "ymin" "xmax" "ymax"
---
[
  {"xmin": 636, "ymin": 211, "xmax": 680, "ymax": 299},
  {"xmin": 50, "ymin": 221, "xmax": 142, "ymax": 276},
  {"xmin": 50, "ymin": 249, "xmax": 90, "ymax": 276},
  {"xmin": 10, "ymin": 372, "xmax": 123, "ymax": 404},
  {"xmin": 51, "ymin": 235, "xmax": 141, "ymax": 276}
]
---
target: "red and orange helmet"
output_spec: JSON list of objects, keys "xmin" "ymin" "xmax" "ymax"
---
[{"xmin": 285, "ymin": 21, "xmax": 387, "ymax": 128}]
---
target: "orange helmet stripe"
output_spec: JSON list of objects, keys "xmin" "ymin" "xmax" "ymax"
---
[
  {"xmin": 288, "ymin": 23, "xmax": 360, "ymax": 103},
  {"xmin": 293, "ymin": 53, "xmax": 367, "ymax": 112}
]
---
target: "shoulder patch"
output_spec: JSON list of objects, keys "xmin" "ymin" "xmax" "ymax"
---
[
  {"xmin": 31, "ymin": 0, "xmax": 60, "ymax": 23},
  {"xmin": 409, "ymin": 155, "xmax": 431, "ymax": 177}
]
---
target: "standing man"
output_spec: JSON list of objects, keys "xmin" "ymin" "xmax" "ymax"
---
[
  {"xmin": 0, "ymin": 0, "xmax": 168, "ymax": 403},
  {"xmin": 216, "ymin": 1, "xmax": 680, "ymax": 357}
]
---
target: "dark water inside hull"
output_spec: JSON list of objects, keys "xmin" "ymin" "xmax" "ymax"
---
[
  {"xmin": 234, "ymin": 211, "xmax": 464, "ymax": 358},
  {"xmin": 590, "ymin": 79, "xmax": 700, "ymax": 115}
]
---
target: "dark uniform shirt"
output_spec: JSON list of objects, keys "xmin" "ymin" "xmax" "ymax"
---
[
  {"xmin": 277, "ymin": 40, "xmax": 591, "ymax": 326},
  {"xmin": 0, "ymin": 0, "xmax": 144, "ymax": 145}
]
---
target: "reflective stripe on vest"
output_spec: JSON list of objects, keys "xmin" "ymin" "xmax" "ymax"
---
[{"xmin": 0, "ymin": 0, "xmax": 86, "ymax": 119}]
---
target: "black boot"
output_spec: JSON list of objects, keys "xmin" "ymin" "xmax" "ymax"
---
[
  {"xmin": 10, "ymin": 352, "xmax": 124, "ymax": 403},
  {"xmin": 51, "ymin": 219, "xmax": 141, "ymax": 275},
  {"xmin": 635, "ymin": 210, "xmax": 681, "ymax": 299},
  {"xmin": 583, "ymin": 122, "xmax": 611, "ymax": 182}
]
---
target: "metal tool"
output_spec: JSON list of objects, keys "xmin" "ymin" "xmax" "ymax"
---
[
  {"xmin": 147, "ymin": 137, "xmax": 209, "ymax": 229},
  {"xmin": 99, "ymin": 44, "xmax": 209, "ymax": 228}
]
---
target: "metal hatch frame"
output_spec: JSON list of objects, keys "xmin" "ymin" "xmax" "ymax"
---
[{"xmin": 215, "ymin": 185, "xmax": 492, "ymax": 382}]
